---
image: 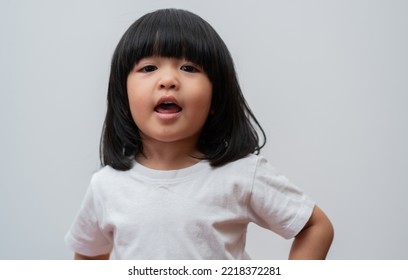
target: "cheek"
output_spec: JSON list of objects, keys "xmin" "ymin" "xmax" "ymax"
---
[
  {"xmin": 127, "ymin": 93, "xmax": 146, "ymax": 127},
  {"xmin": 202, "ymin": 85, "xmax": 213, "ymax": 113},
  {"xmin": 127, "ymin": 75, "xmax": 144, "ymax": 105},
  {"xmin": 201, "ymin": 94, "xmax": 212, "ymax": 114},
  {"xmin": 129, "ymin": 99, "xmax": 148, "ymax": 125},
  {"xmin": 189, "ymin": 91, "xmax": 213, "ymax": 124},
  {"xmin": 127, "ymin": 81, "xmax": 148, "ymax": 121},
  {"xmin": 194, "ymin": 79, "xmax": 212, "ymax": 107}
]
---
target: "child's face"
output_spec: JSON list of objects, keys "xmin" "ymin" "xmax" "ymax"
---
[{"xmin": 127, "ymin": 56, "xmax": 212, "ymax": 148}]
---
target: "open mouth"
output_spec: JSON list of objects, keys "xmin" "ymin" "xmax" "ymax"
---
[{"xmin": 154, "ymin": 100, "xmax": 182, "ymax": 114}]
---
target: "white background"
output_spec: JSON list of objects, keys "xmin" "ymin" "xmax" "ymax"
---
[{"xmin": 1, "ymin": 0, "xmax": 407, "ymax": 259}]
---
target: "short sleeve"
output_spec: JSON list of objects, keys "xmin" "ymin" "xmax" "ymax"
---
[
  {"xmin": 247, "ymin": 157, "xmax": 315, "ymax": 239},
  {"xmin": 65, "ymin": 184, "xmax": 113, "ymax": 257}
]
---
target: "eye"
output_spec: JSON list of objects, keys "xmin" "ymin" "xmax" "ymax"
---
[
  {"xmin": 139, "ymin": 65, "xmax": 157, "ymax": 72},
  {"xmin": 180, "ymin": 65, "xmax": 200, "ymax": 73}
]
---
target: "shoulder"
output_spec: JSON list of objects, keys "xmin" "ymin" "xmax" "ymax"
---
[
  {"xmin": 91, "ymin": 165, "xmax": 122, "ymax": 183},
  {"xmin": 210, "ymin": 154, "xmax": 276, "ymax": 181},
  {"xmin": 226, "ymin": 154, "xmax": 300, "ymax": 194},
  {"xmin": 217, "ymin": 154, "xmax": 274, "ymax": 173},
  {"xmin": 88, "ymin": 164, "xmax": 134, "ymax": 194}
]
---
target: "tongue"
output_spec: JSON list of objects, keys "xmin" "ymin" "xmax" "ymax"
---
[{"xmin": 155, "ymin": 103, "xmax": 182, "ymax": 114}]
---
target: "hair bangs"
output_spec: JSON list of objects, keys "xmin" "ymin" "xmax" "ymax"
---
[{"xmin": 124, "ymin": 9, "xmax": 215, "ymax": 74}]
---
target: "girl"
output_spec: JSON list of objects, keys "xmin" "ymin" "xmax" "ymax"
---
[{"xmin": 65, "ymin": 8, "xmax": 333, "ymax": 260}]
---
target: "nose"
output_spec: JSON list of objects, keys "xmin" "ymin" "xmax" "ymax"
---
[{"xmin": 158, "ymin": 68, "xmax": 179, "ymax": 90}]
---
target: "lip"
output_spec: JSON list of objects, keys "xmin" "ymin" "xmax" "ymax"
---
[
  {"xmin": 155, "ymin": 96, "xmax": 180, "ymax": 108},
  {"xmin": 154, "ymin": 96, "xmax": 182, "ymax": 121}
]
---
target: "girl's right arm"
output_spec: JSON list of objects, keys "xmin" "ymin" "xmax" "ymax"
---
[{"xmin": 74, "ymin": 252, "xmax": 110, "ymax": 260}]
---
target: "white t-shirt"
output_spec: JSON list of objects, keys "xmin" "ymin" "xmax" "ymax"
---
[{"xmin": 65, "ymin": 154, "xmax": 314, "ymax": 259}]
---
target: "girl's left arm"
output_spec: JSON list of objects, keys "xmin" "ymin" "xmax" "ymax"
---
[{"xmin": 289, "ymin": 205, "xmax": 334, "ymax": 259}]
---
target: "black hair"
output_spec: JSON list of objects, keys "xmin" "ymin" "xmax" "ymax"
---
[{"xmin": 100, "ymin": 8, "xmax": 266, "ymax": 170}]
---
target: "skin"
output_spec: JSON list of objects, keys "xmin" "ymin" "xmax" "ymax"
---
[
  {"xmin": 127, "ymin": 56, "xmax": 213, "ymax": 170},
  {"xmin": 74, "ymin": 56, "xmax": 333, "ymax": 260},
  {"xmin": 75, "ymin": 253, "xmax": 110, "ymax": 260},
  {"xmin": 289, "ymin": 206, "xmax": 334, "ymax": 259}
]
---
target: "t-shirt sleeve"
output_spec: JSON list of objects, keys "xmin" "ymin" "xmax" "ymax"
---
[
  {"xmin": 247, "ymin": 157, "xmax": 315, "ymax": 239},
  {"xmin": 65, "ymin": 183, "xmax": 113, "ymax": 257}
]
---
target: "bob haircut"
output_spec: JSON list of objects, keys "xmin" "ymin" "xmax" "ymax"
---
[{"xmin": 101, "ymin": 8, "xmax": 266, "ymax": 170}]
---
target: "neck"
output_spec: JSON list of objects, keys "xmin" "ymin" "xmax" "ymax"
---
[{"xmin": 136, "ymin": 138, "xmax": 203, "ymax": 170}]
